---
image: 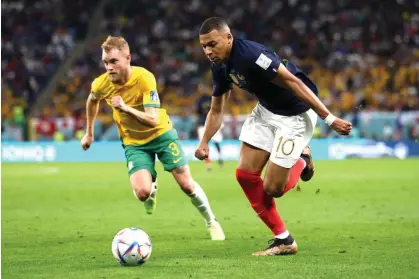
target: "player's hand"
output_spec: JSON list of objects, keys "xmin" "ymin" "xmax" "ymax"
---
[
  {"xmin": 331, "ymin": 118, "xmax": 352, "ymax": 136},
  {"xmin": 81, "ymin": 134, "xmax": 94, "ymax": 150},
  {"xmin": 195, "ymin": 142, "xmax": 209, "ymax": 160},
  {"xmin": 110, "ymin": 96, "xmax": 127, "ymax": 111}
]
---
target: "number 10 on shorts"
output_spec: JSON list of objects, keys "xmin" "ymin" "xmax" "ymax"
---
[{"xmin": 274, "ymin": 135, "xmax": 296, "ymax": 158}]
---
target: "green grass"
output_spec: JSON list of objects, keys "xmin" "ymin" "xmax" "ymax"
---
[{"xmin": 2, "ymin": 159, "xmax": 419, "ymax": 279}]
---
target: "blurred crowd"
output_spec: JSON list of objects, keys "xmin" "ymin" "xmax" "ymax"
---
[
  {"xmin": 2, "ymin": 0, "xmax": 419, "ymax": 141},
  {"xmin": 1, "ymin": 0, "xmax": 95, "ymax": 140}
]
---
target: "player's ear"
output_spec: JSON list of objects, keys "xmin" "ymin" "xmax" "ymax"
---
[
  {"xmin": 127, "ymin": 54, "xmax": 131, "ymax": 63},
  {"xmin": 227, "ymin": 33, "xmax": 233, "ymax": 43}
]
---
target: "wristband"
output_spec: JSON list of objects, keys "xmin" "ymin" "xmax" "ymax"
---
[{"xmin": 324, "ymin": 114, "xmax": 337, "ymax": 126}]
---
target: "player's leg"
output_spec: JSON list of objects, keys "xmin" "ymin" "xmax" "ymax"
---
[
  {"xmin": 198, "ymin": 125, "xmax": 212, "ymax": 171},
  {"xmin": 262, "ymin": 159, "xmax": 305, "ymax": 198},
  {"xmin": 170, "ymin": 164, "xmax": 225, "ymax": 240},
  {"xmin": 253, "ymin": 109, "xmax": 318, "ymax": 256},
  {"xmin": 236, "ymin": 110, "xmax": 289, "ymax": 246},
  {"xmin": 212, "ymin": 128, "xmax": 224, "ymax": 168},
  {"xmin": 300, "ymin": 146, "xmax": 315, "ymax": 181},
  {"xmin": 157, "ymin": 134, "xmax": 225, "ymax": 240},
  {"xmin": 237, "ymin": 143, "xmax": 289, "ymax": 235},
  {"xmin": 125, "ymin": 146, "xmax": 158, "ymax": 214},
  {"xmin": 214, "ymin": 142, "xmax": 223, "ymax": 167},
  {"xmin": 264, "ymin": 109, "xmax": 318, "ymax": 197},
  {"xmin": 266, "ymin": 145, "xmax": 313, "ymax": 197},
  {"xmin": 204, "ymin": 157, "xmax": 212, "ymax": 171},
  {"xmin": 130, "ymin": 169, "xmax": 153, "ymax": 200},
  {"xmin": 249, "ymin": 161, "xmax": 301, "ymax": 256}
]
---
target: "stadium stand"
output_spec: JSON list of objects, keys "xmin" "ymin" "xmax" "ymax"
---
[
  {"xmin": 2, "ymin": 0, "xmax": 418, "ymax": 141},
  {"xmin": 1, "ymin": 0, "xmax": 96, "ymax": 140}
]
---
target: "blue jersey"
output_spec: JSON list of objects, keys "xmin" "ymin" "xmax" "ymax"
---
[
  {"xmin": 196, "ymin": 95, "xmax": 212, "ymax": 126},
  {"xmin": 211, "ymin": 39, "xmax": 318, "ymax": 116}
]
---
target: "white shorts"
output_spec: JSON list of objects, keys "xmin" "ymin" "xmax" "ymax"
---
[
  {"xmin": 239, "ymin": 104, "xmax": 317, "ymax": 168},
  {"xmin": 198, "ymin": 125, "xmax": 223, "ymax": 144}
]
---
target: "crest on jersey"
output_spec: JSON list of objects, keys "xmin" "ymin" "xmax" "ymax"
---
[
  {"xmin": 150, "ymin": 90, "xmax": 159, "ymax": 102},
  {"xmin": 229, "ymin": 70, "xmax": 248, "ymax": 88},
  {"xmin": 229, "ymin": 74, "xmax": 239, "ymax": 85}
]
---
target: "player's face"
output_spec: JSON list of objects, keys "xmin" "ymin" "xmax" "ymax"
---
[
  {"xmin": 200, "ymin": 29, "xmax": 232, "ymax": 64},
  {"xmin": 102, "ymin": 48, "xmax": 131, "ymax": 83}
]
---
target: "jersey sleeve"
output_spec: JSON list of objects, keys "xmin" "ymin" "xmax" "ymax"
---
[
  {"xmin": 211, "ymin": 65, "xmax": 232, "ymax": 96},
  {"xmin": 248, "ymin": 47, "xmax": 281, "ymax": 81},
  {"xmin": 90, "ymin": 78, "xmax": 105, "ymax": 100},
  {"xmin": 141, "ymin": 71, "xmax": 160, "ymax": 108}
]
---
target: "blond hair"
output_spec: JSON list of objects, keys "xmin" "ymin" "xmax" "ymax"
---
[{"xmin": 101, "ymin": 36, "xmax": 130, "ymax": 53}]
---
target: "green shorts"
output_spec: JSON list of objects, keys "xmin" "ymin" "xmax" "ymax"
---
[{"xmin": 123, "ymin": 129, "xmax": 188, "ymax": 179}]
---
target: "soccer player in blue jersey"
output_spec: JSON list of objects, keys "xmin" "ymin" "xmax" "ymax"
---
[
  {"xmin": 194, "ymin": 17, "xmax": 352, "ymax": 256},
  {"xmin": 196, "ymin": 92, "xmax": 224, "ymax": 171}
]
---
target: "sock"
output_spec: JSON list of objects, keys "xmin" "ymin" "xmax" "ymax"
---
[
  {"xmin": 275, "ymin": 230, "xmax": 290, "ymax": 239},
  {"xmin": 300, "ymin": 154, "xmax": 310, "ymax": 166},
  {"xmin": 236, "ymin": 169, "xmax": 286, "ymax": 236},
  {"xmin": 147, "ymin": 181, "xmax": 158, "ymax": 198},
  {"xmin": 282, "ymin": 158, "xmax": 306, "ymax": 196},
  {"xmin": 189, "ymin": 182, "xmax": 216, "ymax": 225}
]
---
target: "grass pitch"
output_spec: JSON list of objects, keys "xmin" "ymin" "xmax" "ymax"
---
[{"xmin": 2, "ymin": 159, "xmax": 419, "ymax": 278}]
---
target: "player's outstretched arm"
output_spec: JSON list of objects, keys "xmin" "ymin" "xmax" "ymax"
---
[
  {"xmin": 81, "ymin": 93, "xmax": 100, "ymax": 150},
  {"xmin": 203, "ymin": 93, "xmax": 229, "ymax": 142},
  {"xmin": 110, "ymin": 96, "xmax": 158, "ymax": 127},
  {"xmin": 272, "ymin": 64, "xmax": 352, "ymax": 135},
  {"xmin": 195, "ymin": 92, "xmax": 230, "ymax": 160}
]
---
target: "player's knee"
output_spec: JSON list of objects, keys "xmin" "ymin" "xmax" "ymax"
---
[
  {"xmin": 179, "ymin": 179, "xmax": 194, "ymax": 195},
  {"xmin": 132, "ymin": 185, "xmax": 152, "ymax": 201},
  {"xmin": 177, "ymin": 172, "xmax": 194, "ymax": 194},
  {"xmin": 172, "ymin": 165, "xmax": 195, "ymax": 194},
  {"xmin": 263, "ymin": 179, "xmax": 287, "ymax": 198},
  {"xmin": 177, "ymin": 174, "xmax": 194, "ymax": 194},
  {"xmin": 263, "ymin": 186, "xmax": 283, "ymax": 198}
]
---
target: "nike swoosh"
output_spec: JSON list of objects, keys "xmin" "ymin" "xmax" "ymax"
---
[
  {"xmin": 173, "ymin": 157, "xmax": 183, "ymax": 163},
  {"xmin": 256, "ymin": 210, "xmax": 265, "ymax": 216}
]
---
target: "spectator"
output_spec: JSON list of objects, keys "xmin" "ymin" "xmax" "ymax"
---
[{"xmin": 3, "ymin": 0, "xmax": 419, "ymax": 141}]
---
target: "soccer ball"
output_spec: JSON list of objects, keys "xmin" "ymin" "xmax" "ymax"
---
[{"xmin": 111, "ymin": 228, "xmax": 152, "ymax": 266}]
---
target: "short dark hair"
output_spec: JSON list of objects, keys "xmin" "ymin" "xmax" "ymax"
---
[{"xmin": 199, "ymin": 17, "xmax": 229, "ymax": 35}]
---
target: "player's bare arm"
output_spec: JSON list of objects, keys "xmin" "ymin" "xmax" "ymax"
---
[
  {"xmin": 110, "ymin": 96, "xmax": 159, "ymax": 127},
  {"xmin": 195, "ymin": 92, "xmax": 230, "ymax": 160},
  {"xmin": 81, "ymin": 93, "xmax": 100, "ymax": 150},
  {"xmin": 203, "ymin": 92, "xmax": 230, "ymax": 142},
  {"xmin": 271, "ymin": 64, "xmax": 352, "ymax": 135}
]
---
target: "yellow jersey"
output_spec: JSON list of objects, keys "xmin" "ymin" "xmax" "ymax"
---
[{"xmin": 91, "ymin": 66, "xmax": 172, "ymax": 145}]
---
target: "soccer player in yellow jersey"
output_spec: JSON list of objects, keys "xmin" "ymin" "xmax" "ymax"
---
[{"xmin": 80, "ymin": 36, "xmax": 225, "ymax": 240}]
